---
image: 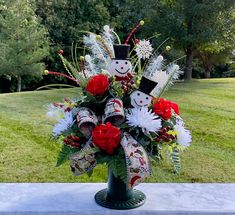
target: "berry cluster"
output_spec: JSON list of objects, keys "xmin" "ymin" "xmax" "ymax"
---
[
  {"xmin": 63, "ymin": 134, "xmax": 80, "ymax": 147},
  {"xmin": 120, "ymin": 73, "xmax": 135, "ymax": 93},
  {"xmin": 155, "ymin": 126, "xmax": 176, "ymax": 143},
  {"xmin": 53, "ymin": 102, "xmax": 71, "ymax": 112}
]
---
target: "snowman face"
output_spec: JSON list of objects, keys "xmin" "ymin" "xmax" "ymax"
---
[
  {"xmin": 130, "ymin": 90, "xmax": 152, "ymax": 108},
  {"xmin": 109, "ymin": 59, "xmax": 132, "ymax": 77}
]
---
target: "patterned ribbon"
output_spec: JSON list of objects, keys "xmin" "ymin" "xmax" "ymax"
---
[
  {"xmin": 102, "ymin": 98, "xmax": 125, "ymax": 126},
  {"xmin": 120, "ymin": 132, "xmax": 151, "ymax": 188},
  {"xmin": 69, "ymin": 140, "xmax": 98, "ymax": 176}
]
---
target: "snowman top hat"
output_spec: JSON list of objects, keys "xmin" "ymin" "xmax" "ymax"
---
[
  {"xmin": 113, "ymin": 44, "xmax": 130, "ymax": 60},
  {"xmin": 138, "ymin": 76, "xmax": 157, "ymax": 95}
]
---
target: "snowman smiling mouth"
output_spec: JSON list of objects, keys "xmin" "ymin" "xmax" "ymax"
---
[
  {"xmin": 133, "ymin": 99, "xmax": 148, "ymax": 107},
  {"xmin": 115, "ymin": 68, "xmax": 130, "ymax": 75}
]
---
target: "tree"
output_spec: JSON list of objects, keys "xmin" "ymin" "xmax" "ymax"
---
[
  {"xmin": 116, "ymin": 0, "xmax": 235, "ymax": 80},
  {"xmin": 196, "ymin": 41, "xmax": 235, "ymax": 78},
  {"xmin": 195, "ymin": 9, "xmax": 235, "ymax": 78},
  {"xmin": 35, "ymin": 0, "xmax": 111, "ymax": 72},
  {"xmin": 0, "ymin": 0, "xmax": 49, "ymax": 92}
]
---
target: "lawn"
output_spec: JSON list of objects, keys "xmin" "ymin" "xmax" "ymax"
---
[{"xmin": 0, "ymin": 78, "xmax": 234, "ymax": 182}]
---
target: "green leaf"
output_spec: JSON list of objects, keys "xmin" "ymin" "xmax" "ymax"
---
[
  {"xmin": 87, "ymin": 169, "xmax": 93, "ymax": 177},
  {"xmin": 170, "ymin": 147, "xmax": 181, "ymax": 174},
  {"xmin": 107, "ymin": 151, "xmax": 127, "ymax": 183},
  {"xmin": 56, "ymin": 144, "xmax": 80, "ymax": 167}
]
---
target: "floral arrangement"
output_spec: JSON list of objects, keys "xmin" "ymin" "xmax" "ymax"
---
[{"xmin": 45, "ymin": 21, "xmax": 192, "ymax": 188}]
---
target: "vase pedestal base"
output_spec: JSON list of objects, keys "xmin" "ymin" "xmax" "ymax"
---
[{"xmin": 95, "ymin": 188, "xmax": 146, "ymax": 210}]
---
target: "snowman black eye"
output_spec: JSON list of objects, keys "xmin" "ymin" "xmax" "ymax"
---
[
  {"xmin": 137, "ymin": 93, "xmax": 140, "ymax": 96},
  {"xmin": 146, "ymin": 97, "xmax": 149, "ymax": 100},
  {"xmin": 116, "ymin": 61, "xmax": 119, "ymax": 64},
  {"xmin": 125, "ymin": 62, "xmax": 128, "ymax": 65}
]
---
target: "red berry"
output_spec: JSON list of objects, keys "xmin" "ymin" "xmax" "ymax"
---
[
  {"xmin": 74, "ymin": 136, "xmax": 80, "ymax": 141},
  {"xmin": 155, "ymin": 138, "xmax": 161, "ymax": 142},
  {"xmin": 162, "ymin": 128, "xmax": 167, "ymax": 133},
  {"xmin": 166, "ymin": 126, "xmax": 171, "ymax": 131},
  {"xmin": 57, "ymin": 49, "xmax": 64, "ymax": 55},
  {"xmin": 65, "ymin": 107, "xmax": 71, "ymax": 112},
  {"xmin": 68, "ymin": 134, "xmax": 73, "ymax": 139},
  {"xmin": 134, "ymin": 38, "xmax": 139, "ymax": 44},
  {"xmin": 63, "ymin": 139, "xmax": 68, "ymax": 144},
  {"xmin": 127, "ymin": 73, "xmax": 133, "ymax": 78}
]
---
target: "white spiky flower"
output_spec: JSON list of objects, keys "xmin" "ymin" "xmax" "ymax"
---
[
  {"xmin": 126, "ymin": 107, "xmax": 162, "ymax": 134},
  {"xmin": 174, "ymin": 121, "xmax": 192, "ymax": 147},
  {"xmin": 53, "ymin": 112, "xmax": 74, "ymax": 138},
  {"xmin": 135, "ymin": 40, "xmax": 153, "ymax": 60}
]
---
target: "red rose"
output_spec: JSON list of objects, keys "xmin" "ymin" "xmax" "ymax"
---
[
  {"xmin": 153, "ymin": 98, "xmax": 180, "ymax": 120},
  {"xmin": 86, "ymin": 74, "xmax": 109, "ymax": 96},
  {"xmin": 92, "ymin": 122, "xmax": 121, "ymax": 154},
  {"xmin": 169, "ymin": 101, "xmax": 180, "ymax": 115}
]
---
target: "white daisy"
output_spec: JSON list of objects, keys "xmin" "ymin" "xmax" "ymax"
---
[
  {"xmin": 135, "ymin": 40, "xmax": 153, "ymax": 60},
  {"xmin": 126, "ymin": 107, "xmax": 161, "ymax": 134},
  {"xmin": 174, "ymin": 121, "xmax": 192, "ymax": 147},
  {"xmin": 53, "ymin": 112, "xmax": 74, "ymax": 138}
]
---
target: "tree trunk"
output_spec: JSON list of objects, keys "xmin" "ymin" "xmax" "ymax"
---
[
  {"xmin": 203, "ymin": 59, "xmax": 212, "ymax": 79},
  {"xmin": 17, "ymin": 75, "xmax": 22, "ymax": 92},
  {"xmin": 204, "ymin": 69, "xmax": 211, "ymax": 78},
  {"xmin": 185, "ymin": 47, "xmax": 193, "ymax": 80}
]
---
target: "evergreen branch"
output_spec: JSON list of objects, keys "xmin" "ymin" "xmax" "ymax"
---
[{"xmin": 170, "ymin": 147, "xmax": 181, "ymax": 174}]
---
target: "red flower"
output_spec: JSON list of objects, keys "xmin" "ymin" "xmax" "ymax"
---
[
  {"xmin": 92, "ymin": 122, "xmax": 121, "ymax": 154},
  {"xmin": 169, "ymin": 101, "xmax": 180, "ymax": 115},
  {"xmin": 86, "ymin": 74, "xmax": 109, "ymax": 96},
  {"xmin": 152, "ymin": 98, "xmax": 180, "ymax": 120}
]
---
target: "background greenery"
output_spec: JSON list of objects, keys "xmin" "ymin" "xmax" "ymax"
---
[
  {"xmin": 0, "ymin": 78, "xmax": 234, "ymax": 182},
  {"xmin": 0, "ymin": 0, "xmax": 234, "ymax": 92}
]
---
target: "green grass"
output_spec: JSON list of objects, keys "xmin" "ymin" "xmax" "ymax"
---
[{"xmin": 0, "ymin": 78, "xmax": 235, "ymax": 182}]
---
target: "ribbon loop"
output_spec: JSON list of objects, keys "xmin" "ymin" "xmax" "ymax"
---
[
  {"xmin": 120, "ymin": 132, "xmax": 151, "ymax": 188},
  {"xmin": 69, "ymin": 140, "xmax": 98, "ymax": 176}
]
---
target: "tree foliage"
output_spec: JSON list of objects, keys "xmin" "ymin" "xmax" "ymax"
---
[
  {"xmin": 115, "ymin": 0, "xmax": 235, "ymax": 79},
  {"xmin": 0, "ymin": 0, "xmax": 235, "ymax": 92},
  {"xmin": 0, "ymin": 0, "xmax": 49, "ymax": 92}
]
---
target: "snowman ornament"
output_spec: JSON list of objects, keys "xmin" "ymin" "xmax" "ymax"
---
[
  {"xmin": 130, "ymin": 76, "xmax": 158, "ymax": 108},
  {"xmin": 109, "ymin": 44, "xmax": 132, "ymax": 80}
]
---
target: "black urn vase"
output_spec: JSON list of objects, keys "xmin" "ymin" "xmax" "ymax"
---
[{"xmin": 95, "ymin": 168, "xmax": 146, "ymax": 210}]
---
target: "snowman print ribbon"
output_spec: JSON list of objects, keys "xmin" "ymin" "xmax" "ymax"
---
[
  {"xmin": 69, "ymin": 140, "xmax": 98, "ymax": 176},
  {"xmin": 102, "ymin": 98, "xmax": 125, "ymax": 126},
  {"xmin": 120, "ymin": 132, "xmax": 151, "ymax": 188}
]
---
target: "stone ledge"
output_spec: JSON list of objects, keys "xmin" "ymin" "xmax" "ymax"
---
[{"xmin": 0, "ymin": 183, "xmax": 234, "ymax": 215}]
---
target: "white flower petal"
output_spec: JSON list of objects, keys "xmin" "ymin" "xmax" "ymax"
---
[
  {"xmin": 53, "ymin": 112, "xmax": 74, "ymax": 138},
  {"xmin": 126, "ymin": 107, "xmax": 161, "ymax": 133},
  {"xmin": 174, "ymin": 121, "xmax": 192, "ymax": 147}
]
